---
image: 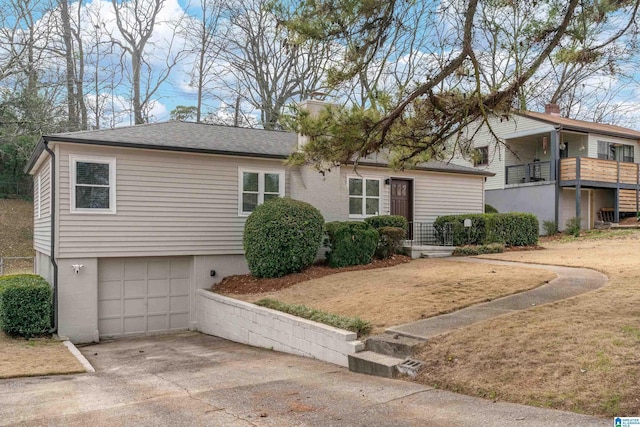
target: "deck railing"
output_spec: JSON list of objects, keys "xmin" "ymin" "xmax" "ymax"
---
[
  {"xmin": 407, "ymin": 222, "xmax": 453, "ymax": 246},
  {"xmin": 560, "ymin": 157, "xmax": 639, "ymax": 185},
  {"xmin": 505, "ymin": 161, "xmax": 551, "ymax": 185}
]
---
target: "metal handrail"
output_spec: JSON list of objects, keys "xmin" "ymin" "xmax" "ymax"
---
[
  {"xmin": 506, "ymin": 160, "xmax": 551, "ymax": 185},
  {"xmin": 407, "ymin": 222, "xmax": 453, "ymax": 246}
]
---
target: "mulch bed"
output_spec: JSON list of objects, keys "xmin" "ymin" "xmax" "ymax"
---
[{"xmin": 212, "ymin": 255, "xmax": 413, "ymax": 295}]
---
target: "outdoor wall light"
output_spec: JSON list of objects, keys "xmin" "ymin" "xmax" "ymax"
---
[{"xmin": 71, "ymin": 264, "xmax": 84, "ymax": 274}]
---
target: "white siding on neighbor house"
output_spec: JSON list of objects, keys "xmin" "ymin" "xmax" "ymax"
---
[
  {"xmin": 303, "ymin": 166, "xmax": 485, "ymax": 224},
  {"xmin": 33, "ymin": 159, "xmax": 52, "ymax": 256},
  {"xmin": 56, "ymin": 143, "xmax": 290, "ymax": 258},
  {"xmin": 452, "ymin": 115, "xmax": 554, "ymax": 190},
  {"xmin": 587, "ymin": 133, "xmax": 640, "ymax": 160}
]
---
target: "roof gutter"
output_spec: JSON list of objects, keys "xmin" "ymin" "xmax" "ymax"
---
[{"xmin": 43, "ymin": 141, "xmax": 58, "ymax": 335}]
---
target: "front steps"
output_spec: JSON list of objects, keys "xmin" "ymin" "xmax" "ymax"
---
[
  {"xmin": 404, "ymin": 245, "xmax": 455, "ymax": 259},
  {"xmin": 348, "ymin": 333, "xmax": 426, "ymax": 378}
]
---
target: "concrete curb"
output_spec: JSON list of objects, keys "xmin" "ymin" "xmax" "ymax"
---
[{"xmin": 63, "ymin": 341, "xmax": 95, "ymax": 373}]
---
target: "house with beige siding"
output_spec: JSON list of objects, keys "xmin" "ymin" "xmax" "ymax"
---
[
  {"xmin": 25, "ymin": 101, "xmax": 491, "ymax": 343},
  {"xmin": 454, "ymin": 104, "xmax": 640, "ymax": 232}
]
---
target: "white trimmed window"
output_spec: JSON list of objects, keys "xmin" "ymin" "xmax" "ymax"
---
[
  {"xmin": 70, "ymin": 155, "xmax": 116, "ymax": 213},
  {"xmin": 348, "ymin": 176, "xmax": 380, "ymax": 217},
  {"xmin": 238, "ymin": 169, "xmax": 285, "ymax": 215}
]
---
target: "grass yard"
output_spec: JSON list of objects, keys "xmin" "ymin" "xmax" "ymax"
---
[
  {"xmin": 0, "ymin": 332, "xmax": 85, "ymax": 378},
  {"xmin": 412, "ymin": 230, "xmax": 640, "ymax": 417},
  {"xmin": 229, "ymin": 258, "xmax": 555, "ymax": 335}
]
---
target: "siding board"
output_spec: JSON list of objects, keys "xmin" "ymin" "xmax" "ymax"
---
[
  {"xmin": 33, "ymin": 160, "xmax": 51, "ymax": 255},
  {"xmin": 57, "ymin": 143, "xmax": 289, "ymax": 258}
]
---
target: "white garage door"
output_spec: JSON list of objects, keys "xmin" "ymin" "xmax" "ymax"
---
[{"xmin": 98, "ymin": 257, "xmax": 191, "ymax": 338}]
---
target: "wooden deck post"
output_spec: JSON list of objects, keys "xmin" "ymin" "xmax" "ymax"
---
[{"xmin": 550, "ymin": 130, "xmax": 558, "ymax": 181}]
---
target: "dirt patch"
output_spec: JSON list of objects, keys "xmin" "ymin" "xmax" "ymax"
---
[
  {"xmin": 412, "ymin": 229, "xmax": 640, "ymax": 417},
  {"xmin": 213, "ymin": 255, "xmax": 412, "ymax": 294},
  {"xmin": 0, "ymin": 199, "xmax": 34, "ymax": 257},
  {"xmin": 227, "ymin": 258, "xmax": 555, "ymax": 335},
  {"xmin": 0, "ymin": 332, "xmax": 85, "ymax": 378}
]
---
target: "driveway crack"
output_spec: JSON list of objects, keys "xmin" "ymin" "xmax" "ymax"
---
[{"xmin": 151, "ymin": 372, "xmax": 257, "ymax": 426}]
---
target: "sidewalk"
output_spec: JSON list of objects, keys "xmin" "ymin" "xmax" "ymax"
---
[{"xmin": 387, "ymin": 258, "xmax": 608, "ymax": 339}]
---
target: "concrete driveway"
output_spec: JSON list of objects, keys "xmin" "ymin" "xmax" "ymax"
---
[{"xmin": 0, "ymin": 332, "xmax": 608, "ymax": 426}]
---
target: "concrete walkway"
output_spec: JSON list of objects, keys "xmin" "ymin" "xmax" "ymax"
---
[{"xmin": 387, "ymin": 258, "xmax": 608, "ymax": 340}]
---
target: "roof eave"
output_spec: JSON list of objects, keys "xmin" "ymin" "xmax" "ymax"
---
[
  {"xmin": 40, "ymin": 135, "xmax": 291, "ymax": 160},
  {"xmin": 515, "ymin": 112, "xmax": 640, "ymax": 141},
  {"xmin": 353, "ymin": 161, "xmax": 495, "ymax": 177},
  {"xmin": 24, "ymin": 138, "xmax": 46, "ymax": 174}
]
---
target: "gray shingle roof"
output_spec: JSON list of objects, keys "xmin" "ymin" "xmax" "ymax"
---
[{"xmin": 26, "ymin": 121, "xmax": 492, "ymax": 177}]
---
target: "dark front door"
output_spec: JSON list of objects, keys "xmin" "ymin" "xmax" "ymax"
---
[{"xmin": 390, "ymin": 179, "xmax": 413, "ymax": 237}]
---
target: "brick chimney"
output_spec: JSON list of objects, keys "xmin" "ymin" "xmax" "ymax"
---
[
  {"xmin": 544, "ymin": 103, "xmax": 561, "ymax": 116},
  {"xmin": 297, "ymin": 97, "xmax": 333, "ymax": 150}
]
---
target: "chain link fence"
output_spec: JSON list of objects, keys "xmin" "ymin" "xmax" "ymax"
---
[
  {"xmin": 0, "ymin": 178, "xmax": 33, "ymax": 199},
  {"xmin": 0, "ymin": 257, "xmax": 35, "ymax": 276}
]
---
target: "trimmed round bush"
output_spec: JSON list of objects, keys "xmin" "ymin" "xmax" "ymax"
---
[
  {"xmin": 325, "ymin": 221, "xmax": 379, "ymax": 268},
  {"xmin": 0, "ymin": 274, "xmax": 52, "ymax": 337},
  {"xmin": 243, "ymin": 198, "xmax": 324, "ymax": 278}
]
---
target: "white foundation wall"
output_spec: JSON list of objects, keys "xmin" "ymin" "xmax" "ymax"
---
[
  {"xmin": 57, "ymin": 257, "xmax": 99, "ymax": 343},
  {"xmin": 196, "ymin": 290, "xmax": 364, "ymax": 367}
]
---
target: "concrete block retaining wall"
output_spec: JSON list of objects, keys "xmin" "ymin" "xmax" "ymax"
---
[{"xmin": 196, "ymin": 289, "xmax": 364, "ymax": 367}]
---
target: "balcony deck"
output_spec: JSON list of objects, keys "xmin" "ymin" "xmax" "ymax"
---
[{"xmin": 559, "ymin": 157, "xmax": 639, "ymax": 186}]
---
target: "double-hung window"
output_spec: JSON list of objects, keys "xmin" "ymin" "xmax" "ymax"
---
[
  {"xmin": 70, "ymin": 155, "xmax": 116, "ymax": 213},
  {"xmin": 239, "ymin": 170, "xmax": 285, "ymax": 215},
  {"xmin": 348, "ymin": 177, "xmax": 380, "ymax": 217},
  {"xmin": 473, "ymin": 146, "xmax": 489, "ymax": 166}
]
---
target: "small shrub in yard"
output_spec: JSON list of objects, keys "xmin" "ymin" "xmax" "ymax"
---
[
  {"xmin": 485, "ymin": 204, "xmax": 498, "ymax": 213},
  {"xmin": 453, "ymin": 243, "xmax": 505, "ymax": 256},
  {"xmin": 243, "ymin": 198, "xmax": 324, "ymax": 278},
  {"xmin": 542, "ymin": 220, "xmax": 558, "ymax": 236},
  {"xmin": 376, "ymin": 226, "xmax": 406, "ymax": 259},
  {"xmin": 0, "ymin": 274, "xmax": 52, "ymax": 338},
  {"xmin": 255, "ymin": 298, "xmax": 371, "ymax": 337},
  {"xmin": 364, "ymin": 215, "xmax": 408, "ymax": 231},
  {"xmin": 325, "ymin": 221, "xmax": 379, "ymax": 268},
  {"xmin": 565, "ymin": 216, "xmax": 581, "ymax": 237}
]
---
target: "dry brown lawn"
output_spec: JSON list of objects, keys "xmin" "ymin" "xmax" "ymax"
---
[
  {"xmin": 231, "ymin": 258, "xmax": 555, "ymax": 335},
  {"xmin": 0, "ymin": 199, "xmax": 34, "ymax": 257},
  {"xmin": 413, "ymin": 229, "xmax": 640, "ymax": 417},
  {"xmin": 0, "ymin": 332, "xmax": 85, "ymax": 378}
]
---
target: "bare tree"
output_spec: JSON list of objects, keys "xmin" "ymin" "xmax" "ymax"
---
[
  {"xmin": 213, "ymin": 0, "xmax": 332, "ymax": 129},
  {"xmin": 111, "ymin": 0, "xmax": 187, "ymax": 124}
]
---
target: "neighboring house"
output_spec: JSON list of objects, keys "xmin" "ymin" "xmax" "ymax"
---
[
  {"xmin": 455, "ymin": 103, "xmax": 640, "ymax": 231},
  {"xmin": 25, "ymin": 100, "xmax": 492, "ymax": 343}
]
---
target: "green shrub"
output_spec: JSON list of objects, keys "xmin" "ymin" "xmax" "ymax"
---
[
  {"xmin": 364, "ymin": 215, "xmax": 408, "ymax": 231},
  {"xmin": 325, "ymin": 221, "xmax": 379, "ymax": 268},
  {"xmin": 255, "ymin": 298, "xmax": 371, "ymax": 337},
  {"xmin": 542, "ymin": 220, "xmax": 558, "ymax": 236},
  {"xmin": 434, "ymin": 213, "xmax": 538, "ymax": 246},
  {"xmin": 0, "ymin": 274, "xmax": 52, "ymax": 337},
  {"xmin": 453, "ymin": 243, "xmax": 505, "ymax": 256},
  {"xmin": 485, "ymin": 204, "xmax": 498, "ymax": 213},
  {"xmin": 565, "ymin": 216, "xmax": 581, "ymax": 237},
  {"xmin": 376, "ymin": 226, "xmax": 406, "ymax": 259},
  {"xmin": 243, "ymin": 198, "xmax": 324, "ymax": 278}
]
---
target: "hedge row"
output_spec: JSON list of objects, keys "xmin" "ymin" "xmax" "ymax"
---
[
  {"xmin": 0, "ymin": 274, "xmax": 52, "ymax": 337},
  {"xmin": 434, "ymin": 213, "xmax": 538, "ymax": 246}
]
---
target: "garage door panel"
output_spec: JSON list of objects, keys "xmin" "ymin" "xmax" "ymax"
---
[
  {"xmin": 99, "ymin": 257, "xmax": 191, "ymax": 338},
  {"xmin": 99, "ymin": 318, "xmax": 121, "ymax": 336},
  {"xmin": 99, "ymin": 300, "xmax": 121, "ymax": 317},
  {"xmin": 170, "ymin": 313, "xmax": 189, "ymax": 329},
  {"xmin": 147, "ymin": 315, "xmax": 168, "ymax": 332},
  {"xmin": 171, "ymin": 295, "xmax": 189, "ymax": 312},
  {"xmin": 170, "ymin": 278, "xmax": 189, "ymax": 294},
  {"xmin": 148, "ymin": 261, "xmax": 170, "ymax": 279},
  {"xmin": 124, "ymin": 298, "xmax": 146, "ymax": 316},
  {"xmin": 148, "ymin": 296, "xmax": 169, "ymax": 313},
  {"xmin": 98, "ymin": 281, "xmax": 122, "ymax": 299},
  {"xmin": 123, "ymin": 280, "xmax": 146, "ymax": 298},
  {"xmin": 124, "ymin": 261, "xmax": 147, "ymax": 280},
  {"xmin": 99, "ymin": 260, "xmax": 122, "ymax": 281},
  {"xmin": 148, "ymin": 279, "xmax": 168, "ymax": 296}
]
